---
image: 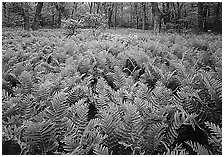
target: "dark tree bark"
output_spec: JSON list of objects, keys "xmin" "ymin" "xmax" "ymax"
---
[
  {"xmin": 114, "ymin": 3, "xmax": 117, "ymax": 29},
  {"xmin": 198, "ymin": 2, "xmax": 209, "ymax": 32},
  {"xmin": 22, "ymin": 2, "xmax": 30, "ymax": 30},
  {"xmin": 50, "ymin": 3, "xmax": 55, "ymax": 26},
  {"xmin": 177, "ymin": 2, "xmax": 181, "ymax": 20},
  {"xmin": 96, "ymin": 2, "xmax": 100, "ymax": 14},
  {"xmin": 151, "ymin": 2, "xmax": 163, "ymax": 33},
  {"xmin": 135, "ymin": 3, "xmax": 138, "ymax": 29},
  {"xmin": 89, "ymin": 2, "xmax": 93, "ymax": 14},
  {"xmin": 32, "ymin": 2, "xmax": 43, "ymax": 30},
  {"xmin": 203, "ymin": 4, "xmax": 208, "ymax": 32},
  {"xmin": 198, "ymin": 2, "xmax": 204, "ymax": 31},
  {"xmin": 215, "ymin": 2, "xmax": 222, "ymax": 32},
  {"xmin": 107, "ymin": 3, "xmax": 114, "ymax": 29},
  {"xmin": 3, "ymin": 2, "xmax": 7, "ymax": 18},
  {"xmin": 142, "ymin": 2, "xmax": 146, "ymax": 30}
]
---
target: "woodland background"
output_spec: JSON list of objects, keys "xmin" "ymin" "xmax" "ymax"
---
[{"xmin": 2, "ymin": 2, "xmax": 222, "ymax": 33}]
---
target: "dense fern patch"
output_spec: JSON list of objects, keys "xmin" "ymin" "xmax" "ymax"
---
[{"xmin": 2, "ymin": 28, "xmax": 222, "ymax": 155}]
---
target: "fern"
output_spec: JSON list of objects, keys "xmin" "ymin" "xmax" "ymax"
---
[
  {"xmin": 185, "ymin": 141, "xmax": 210, "ymax": 155},
  {"xmin": 98, "ymin": 109, "xmax": 120, "ymax": 149},
  {"xmin": 112, "ymin": 66, "xmax": 127, "ymax": 89},
  {"xmin": 18, "ymin": 71, "xmax": 34, "ymax": 95},
  {"xmin": 163, "ymin": 144, "xmax": 188, "ymax": 155},
  {"xmin": 67, "ymin": 85, "xmax": 87, "ymax": 105},
  {"xmin": 205, "ymin": 122, "xmax": 222, "ymax": 139},
  {"xmin": 23, "ymin": 119, "xmax": 57, "ymax": 154},
  {"xmin": 44, "ymin": 92, "xmax": 70, "ymax": 138},
  {"xmin": 67, "ymin": 99, "xmax": 89, "ymax": 137},
  {"xmin": 93, "ymin": 144, "xmax": 109, "ymax": 155},
  {"xmin": 117, "ymin": 102, "xmax": 144, "ymax": 149}
]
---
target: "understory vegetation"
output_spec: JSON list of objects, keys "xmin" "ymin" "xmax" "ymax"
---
[{"xmin": 2, "ymin": 27, "xmax": 222, "ymax": 155}]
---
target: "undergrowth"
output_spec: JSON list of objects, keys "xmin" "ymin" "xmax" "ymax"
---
[{"xmin": 2, "ymin": 27, "xmax": 222, "ymax": 155}]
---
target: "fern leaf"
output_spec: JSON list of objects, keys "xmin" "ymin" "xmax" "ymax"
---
[
  {"xmin": 93, "ymin": 144, "xmax": 109, "ymax": 155},
  {"xmin": 205, "ymin": 122, "xmax": 222, "ymax": 138},
  {"xmin": 185, "ymin": 141, "xmax": 211, "ymax": 155}
]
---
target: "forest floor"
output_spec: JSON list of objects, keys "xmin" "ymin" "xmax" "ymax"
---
[{"xmin": 2, "ymin": 28, "xmax": 222, "ymax": 155}]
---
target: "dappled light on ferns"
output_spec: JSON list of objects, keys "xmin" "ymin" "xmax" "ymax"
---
[{"xmin": 2, "ymin": 28, "xmax": 222, "ymax": 155}]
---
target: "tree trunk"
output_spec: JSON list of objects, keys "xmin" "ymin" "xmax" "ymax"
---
[
  {"xmin": 164, "ymin": 2, "xmax": 170, "ymax": 24},
  {"xmin": 135, "ymin": 3, "xmax": 138, "ymax": 29},
  {"xmin": 203, "ymin": 4, "xmax": 208, "ymax": 32},
  {"xmin": 3, "ymin": 2, "xmax": 7, "ymax": 18},
  {"xmin": 58, "ymin": 11, "xmax": 62, "ymax": 28},
  {"xmin": 108, "ymin": 4, "xmax": 114, "ymax": 29},
  {"xmin": 114, "ymin": 3, "xmax": 117, "ymax": 29},
  {"xmin": 51, "ymin": 12, "xmax": 54, "ymax": 27},
  {"xmin": 177, "ymin": 2, "xmax": 181, "ymax": 20},
  {"xmin": 96, "ymin": 2, "xmax": 100, "ymax": 14},
  {"xmin": 22, "ymin": 2, "xmax": 30, "ymax": 30},
  {"xmin": 215, "ymin": 2, "xmax": 221, "ymax": 32},
  {"xmin": 89, "ymin": 2, "xmax": 93, "ymax": 14},
  {"xmin": 142, "ymin": 2, "xmax": 146, "ymax": 30},
  {"xmin": 151, "ymin": 2, "xmax": 163, "ymax": 33},
  {"xmin": 198, "ymin": 2, "xmax": 204, "ymax": 31},
  {"xmin": 32, "ymin": 2, "xmax": 43, "ymax": 30}
]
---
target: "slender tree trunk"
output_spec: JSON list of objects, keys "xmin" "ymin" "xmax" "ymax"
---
[
  {"xmin": 215, "ymin": 2, "xmax": 221, "ymax": 32},
  {"xmin": 96, "ymin": 2, "xmax": 100, "ymax": 14},
  {"xmin": 142, "ymin": 2, "xmax": 146, "ymax": 30},
  {"xmin": 89, "ymin": 2, "xmax": 93, "ymax": 14},
  {"xmin": 164, "ymin": 2, "xmax": 170, "ymax": 24},
  {"xmin": 52, "ymin": 12, "xmax": 54, "ymax": 27},
  {"xmin": 114, "ymin": 3, "xmax": 117, "ymax": 29},
  {"xmin": 151, "ymin": 2, "xmax": 163, "ymax": 33},
  {"xmin": 203, "ymin": 4, "xmax": 208, "ymax": 32},
  {"xmin": 3, "ymin": 2, "xmax": 7, "ymax": 18},
  {"xmin": 58, "ymin": 11, "xmax": 62, "ymax": 28},
  {"xmin": 32, "ymin": 2, "xmax": 43, "ymax": 30},
  {"xmin": 108, "ymin": 4, "xmax": 114, "ymax": 29},
  {"xmin": 198, "ymin": 2, "xmax": 204, "ymax": 31},
  {"xmin": 120, "ymin": 3, "xmax": 123, "ymax": 20},
  {"xmin": 135, "ymin": 3, "xmax": 138, "ymax": 29},
  {"xmin": 22, "ymin": 2, "xmax": 30, "ymax": 30},
  {"xmin": 177, "ymin": 2, "xmax": 181, "ymax": 20}
]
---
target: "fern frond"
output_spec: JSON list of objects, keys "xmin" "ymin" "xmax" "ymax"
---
[
  {"xmin": 63, "ymin": 135, "xmax": 81, "ymax": 153},
  {"xmin": 67, "ymin": 85, "xmax": 87, "ymax": 105},
  {"xmin": 23, "ymin": 119, "xmax": 57, "ymax": 154},
  {"xmin": 205, "ymin": 122, "xmax": 222, "ymax": 139},
  {"xmin": 113, "ymin": 66, "xmax": 127, "ymax": 89},
  {"xmin": 19, "ymin": 71, "xmax": 34, "ymax": 95},
  {"xmin": 185, "ymin": 141, "xmax": 210, "ymax": 155},
  {"xmin": 93, "ymin": 144, "xmax": 109, "ymax": 155}
]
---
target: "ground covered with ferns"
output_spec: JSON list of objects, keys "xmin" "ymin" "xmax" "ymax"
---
[{"xmin": 2, "ymin": 28, "xmax": 222, "ymax": 155}]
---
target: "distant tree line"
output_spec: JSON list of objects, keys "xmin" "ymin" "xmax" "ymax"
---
[{"xmin": 2, "ymin": 2, "xmax": 222, "ymax": 33}]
